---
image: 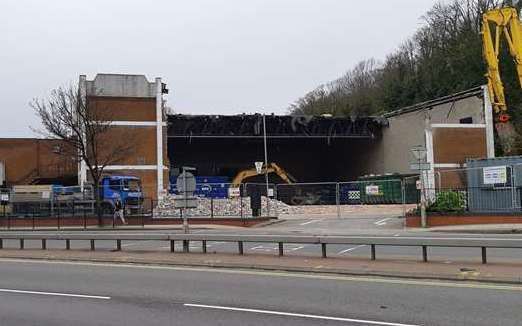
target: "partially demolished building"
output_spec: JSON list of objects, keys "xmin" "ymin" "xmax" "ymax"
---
[{"xmin": 0, "ymin": 74, "xmax": 495, "ymax": 200}]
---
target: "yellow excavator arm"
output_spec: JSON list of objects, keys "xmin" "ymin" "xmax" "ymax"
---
[
  {"xmin": 482, "ymin": 7, "xmax": 522, "ymax": 121},
  {"xmin": 231, "ymin": 163, "xmax": 296, "ymax": 187}
]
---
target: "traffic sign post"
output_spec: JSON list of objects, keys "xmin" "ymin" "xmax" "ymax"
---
[{"xmin": 175, "ymin": 167, "xmax": 197, "ymax": 234}]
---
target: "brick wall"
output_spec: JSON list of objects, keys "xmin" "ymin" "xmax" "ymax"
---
[{"xmin": 0, "ymin": 139, "xmax": 76, "ymax": 185}]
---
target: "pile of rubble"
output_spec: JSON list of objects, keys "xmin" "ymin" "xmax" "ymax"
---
[
  {"xmin": 156, "ymin": 194, "xmax": 289, "ymax": 218},
  {"xmin": 156, "ymin": 194, "xmax": 252, "ymax": 217},
  {"xmin": 155, "ymin": 194, "xmax": 408, "ymax": 218}
]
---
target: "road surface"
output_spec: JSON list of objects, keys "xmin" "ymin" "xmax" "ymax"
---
[{"xmin": 0, "ymin": 259, "xmax": 520, "ymax": 325}]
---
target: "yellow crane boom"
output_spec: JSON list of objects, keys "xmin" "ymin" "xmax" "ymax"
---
[
  {"xmin": 482, "ymin": 6, "xmax": 522, "ymax": 153},
  {"xmin": 482, "ymin": 7, "xmax": 522, "ymax": 119}
]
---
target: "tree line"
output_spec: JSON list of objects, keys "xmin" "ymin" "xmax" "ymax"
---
[{"xmin": 289, "ymin": 0, "xmax": 522, "ymax": 152}]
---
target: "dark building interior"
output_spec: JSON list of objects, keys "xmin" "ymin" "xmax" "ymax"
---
[{"xmin": 167, "ymin": 114, "xmax": 386, "ymax": 183}]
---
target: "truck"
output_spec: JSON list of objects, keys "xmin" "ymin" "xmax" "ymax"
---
[
  {"xmin": 6, "ymin": 175, "xmax": 144, "ymax": 216},
  {"xmin": 99, "ymin": 175, "xmax": 144, "ymax": 214}
]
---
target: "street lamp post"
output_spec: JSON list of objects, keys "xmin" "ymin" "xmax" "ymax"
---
[
  {"xmin": 262, "ymin": 114, "xmax": 270, "ymax": 216},
  {"xmin": 411, "ymin": 146, "xmax": 428, "ymax": 228}
]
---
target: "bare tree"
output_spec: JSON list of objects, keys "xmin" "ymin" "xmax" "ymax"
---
[{"xmin": 31, "ymin": 84, "xmax": 137, "ymax": 221}]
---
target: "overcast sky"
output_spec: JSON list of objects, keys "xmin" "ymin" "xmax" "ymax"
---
[{"xmin": 1, "ymin": 0, "xmax": 438, "ymax": 137}]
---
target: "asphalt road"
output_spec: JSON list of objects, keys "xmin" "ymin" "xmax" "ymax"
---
[{"xmin": 0, "ymin": 259, "xmax": 520, "ymax": 326}]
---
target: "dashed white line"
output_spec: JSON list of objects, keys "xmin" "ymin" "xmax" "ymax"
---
[
  {"xmin": 299, "ymin": 219, "xmax": 322, "ymax": 226},
  {"xmin": 121, "ymin": 240, "xmax": 154, "ymax": 247},
  {"xmin": 337, "ymin": 245, "xmax": 366, "ymax": 255},
  {"xmin": 288, "ymin": 245, "xmax": 305, "ymax": 251},
  {"xmin": 374, "ymin": 218, "xmax": 391, "ymax": 226},
  {"xmin": 0, "ymin": 288, "xmax": 110, "ymax": 300},
  {"xmin": 184, "ymin": 303, "xmax": 420, "ymax": 326}
]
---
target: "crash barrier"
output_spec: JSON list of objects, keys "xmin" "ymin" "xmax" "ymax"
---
[{"xmin": 0, "ymin": 233, "xmax": 520, "ymax": 264}]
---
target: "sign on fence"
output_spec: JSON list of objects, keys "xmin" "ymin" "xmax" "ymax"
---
[
  {"xmin": 228, "ymin": 187, "xmax": 241, "ymax": 198},
  {"xmin": 483, "ymin": 166, "xmax": 507, "ymax": 184},
  {"xmin": 365, "ymin": 185, "xmax": 380, "ymax": 196}
]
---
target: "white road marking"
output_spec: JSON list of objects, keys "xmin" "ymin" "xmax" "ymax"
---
[
  {"xmin": 288, "ymin": 245, "xmax": 305, "ymax": 251},
  {"xmin": 207, "ymin": 241, "xmax": 226, "ymax": 247},
  {"xmin": 337, "ymin": 245, "xmax": 366, "ymax": 255},
  {"xmin": 299, "ymin": 219, "xmax": 322, "ymax": 226},
  {"xmin": 121, "ymin": 240, "xmax": 154, "ymax": 247},
  {"xmin": 374, "ymin": 218, "xmax": 391, "ymax": 226},
  {"xmin": 184, "ymin": 303, "xmax": 420, "ymax": 326},
  {"xmin": 3, "ymin": 259, "xmax": 522, "ymax": 291},
  {"xmin": 0, "ymin": 288, "xmax": 110, "ymax": 300},
  {"xmin": 250, "ymin": 245, "xmax": 277, "ymax": 252}
]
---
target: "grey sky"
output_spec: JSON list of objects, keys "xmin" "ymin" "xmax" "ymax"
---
[{"xmin": 1, "ymin": 0, "xmax": 437, "ymax": 137}]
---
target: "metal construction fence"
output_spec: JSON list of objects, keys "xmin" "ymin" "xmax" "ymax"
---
[
  {"xmin": 3, "ymin": 164, "xmax": 522, "ymax": 220},
  {"xmin": 159, "ymin": 182, "xmax": 276, "ymax": 218},
  {"xmin": 418, "ymin": 164, "xmax": 522, "ymax": 214}
]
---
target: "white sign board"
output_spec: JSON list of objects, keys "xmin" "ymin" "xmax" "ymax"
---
[
  {"xmin": 176, "ymin": 172, "xmax": 196, "ymax": 193},
  {"xmin": 416, "ymin": 180, "xmax": 422, "ymax": 190},
  {"xmin": 228, "ymin": 187, "xmax": 241, "ymax": 198},
  {"xmin": 410, "ymin": 162, "xmax": 431, "ymax": 171},
  {"xmin": 0, "ymin": 193, "xmax": 8, "ymax": 202},
  {"xmin": 483, "ymin": 166, "xmax": 507, "ymax": 184},
  {"xmin": 365, "ymin": 185, "xmax": 380, "ymax": 196},
  {"xmin": 255, "ymin": 162, "xmax": 264, "ymax": 174},
  {"xmin": 267, "ymin": 188, "xmax": 274, "ymax": 197},
  {"xmin": 41, "ymin": 191, "xmax": 50, "ymax": 199}
]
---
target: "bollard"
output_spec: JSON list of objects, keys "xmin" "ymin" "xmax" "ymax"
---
[
  {"xmin": 278, "ymin": 242, "xmax": 284, "ymax": 256},
  {"xmin": 90, "ymin": 239, "xmax": 95, "ymax": 251},
  {"xmin": 66, "ymin": 239, "xmax": 70, "ymax": 250},
  {"xmin": 20, "ymin": 239, "xmax": 24, "ymax": 250},
  {"xmin": 371, "ymin": 244, "xmax": 376, "ymax": 260},
  {"xmin": 238, "ymin": 241, "xmax": 244, "ymax": 255},
  {"xmin": 116, "ymin": 239, "xmax": 122, "ymax": 251},
  {"xmin": 321, "ymin": 243, "xmax": 327, "ymax": 258},
  {"xmin": 41, "ymin": 239, "xmax": 46, "ymax": 250},
  {"xmin": 422, "ymin": 245, "xmax": 428, "ymax": 262},
  {"xmin": 202, "ymin": 240, "xmax": 207, "ymax": 253},
  {"xmin": 170, "ymin": 240, "xmax": 175, "ymax": 253},
  {"xmin": 482, "ymin": 247, "xmax": 487, "ymax": 264}
]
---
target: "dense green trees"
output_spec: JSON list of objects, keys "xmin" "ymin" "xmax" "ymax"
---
[{"xmin": 290, "ymin": 0, "xmax": 521, "ymax": 139}]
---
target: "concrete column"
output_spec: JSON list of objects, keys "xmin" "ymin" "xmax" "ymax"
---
[
  {"xmin": 482, "ymin": 85, "xmax": 496, "ymax": 158},
  {"xmin": 155, "ymin": 77, "xmax": 164, "ymax": 200}
]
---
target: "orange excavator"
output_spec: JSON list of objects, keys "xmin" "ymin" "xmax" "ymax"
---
[{"xmin": 231, "ymin": 163, "xmax": 296, "ymax": 187}]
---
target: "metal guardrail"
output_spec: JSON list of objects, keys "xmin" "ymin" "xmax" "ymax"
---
[{"xmin": 0, "ymin": 233, "xmax": 520, "ymax": 264}]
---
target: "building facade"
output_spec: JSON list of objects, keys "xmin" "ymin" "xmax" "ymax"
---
[
  {"xmin": 361, "ymin": 86, "xmax": 494, "ymax": 188},
  {"xmin": 79, "ymin": 74, "xmax": 169, "ymax": 200}
]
